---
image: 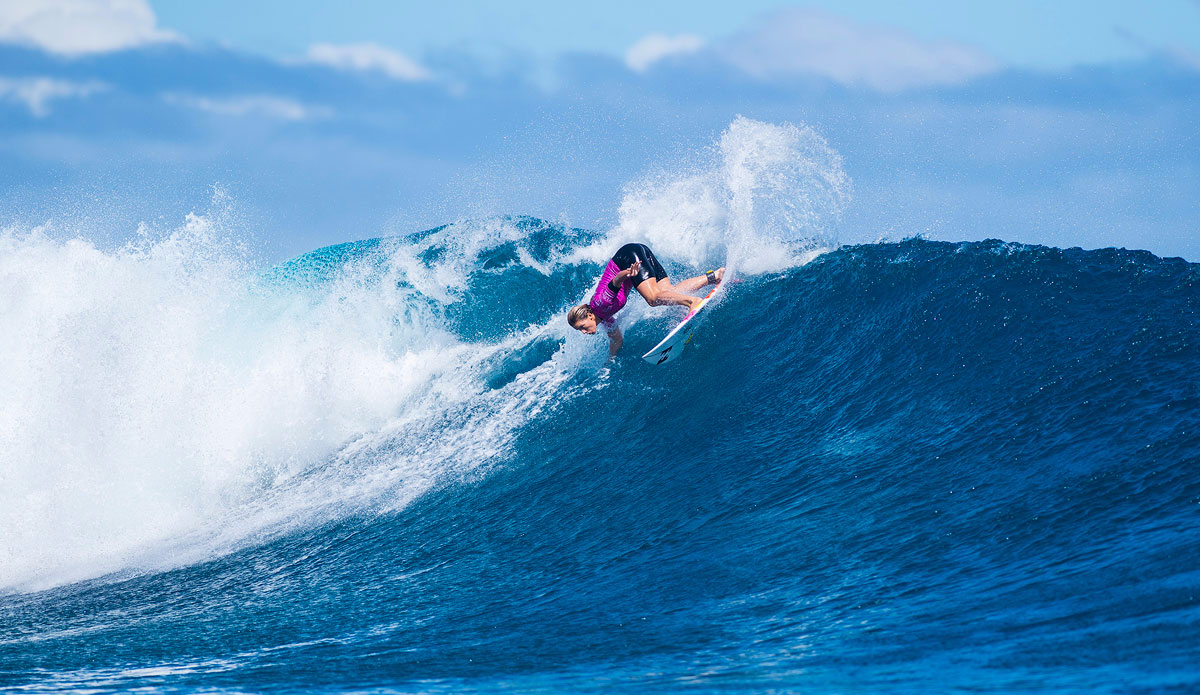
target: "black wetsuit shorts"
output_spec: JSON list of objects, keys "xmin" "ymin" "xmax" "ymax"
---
[{"xmin": 612, "ymin": 243, "xmax": 668, "ymax": 286}]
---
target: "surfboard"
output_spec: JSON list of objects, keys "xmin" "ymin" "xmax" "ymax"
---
[{"xmin": 641, "ymin": 278, "xmax": 725, "ymax": 365}]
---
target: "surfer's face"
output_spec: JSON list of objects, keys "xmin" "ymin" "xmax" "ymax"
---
[{"xmin": 572, "ymin": 315, "xmax": 598, "ymax": 334}]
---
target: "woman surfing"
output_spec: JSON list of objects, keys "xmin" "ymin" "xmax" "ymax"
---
[{"xmin": 567, "ymin": 242, "xmax": 723, "ymax": 356}]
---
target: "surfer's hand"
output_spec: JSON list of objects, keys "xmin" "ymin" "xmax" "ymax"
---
[{"xmin": 624, "ymin": 260, "xmax": 641, "ymax": 279}]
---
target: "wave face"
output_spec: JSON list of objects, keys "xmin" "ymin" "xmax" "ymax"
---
[{"xmin": 2, "ymin": 120, "xmax": 1198, "ymax": 693}]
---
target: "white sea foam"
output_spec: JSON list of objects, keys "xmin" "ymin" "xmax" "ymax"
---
[{"xmin": 0, "ymin": 213, "xmax": 586, "ymax": 593}]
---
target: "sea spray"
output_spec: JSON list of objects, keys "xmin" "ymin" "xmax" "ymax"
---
[
  {"xmin": 612, "ymin": 116, "xmax": 851, "ymax": 275},
  {"xmin": 0, "ymin": 216, "xmax": 424, "ymax": 590},
  {"xmin": 0, "ymin": 215, "xmax": 582, "ymax": 592}
]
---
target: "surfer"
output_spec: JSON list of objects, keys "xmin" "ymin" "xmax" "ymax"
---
[{"xmin": 567, "ymin": 242, "xmax": 723, "ymax": 356}]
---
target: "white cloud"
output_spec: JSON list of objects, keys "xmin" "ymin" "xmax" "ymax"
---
[
  {"xmin": 306, "ymin": 42, "xmax": 431, "ymax": 81},
  {"xmin": 625, "ymin": 33, "xmax": 706, "ymax": 72},
  {"xmin": 163, "ymin": 93, "xmax": 332, "ymax": 121},
  {"xmin": 0, "ymin": 0, "xmax": 178, "ymax": 56},
  {"xmin": 720, "ymin": 8, "xmax": 998, "ymax": 91},
  {"xmin": 0, "ymin": 76, "xmax": 108, "ymax": 116}
]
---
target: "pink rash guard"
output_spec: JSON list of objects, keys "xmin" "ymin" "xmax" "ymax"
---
[{"xmin": 588, "ymin": 260, "xmax": 629, "ymax": 324}]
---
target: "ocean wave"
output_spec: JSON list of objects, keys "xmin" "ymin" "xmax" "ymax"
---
[{"xmin": 2, "ymin": 120, "xmax": 1196, "ymax": 694}]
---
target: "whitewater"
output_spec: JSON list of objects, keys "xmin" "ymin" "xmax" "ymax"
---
[{"xmin": 1, "ymin": 118, "xmax": 1196, "ymax": 694}]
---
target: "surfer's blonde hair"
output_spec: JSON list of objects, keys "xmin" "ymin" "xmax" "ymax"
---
[{"xmin": 567, "ymin": 304, "xmax": 593, "ymax": 327}]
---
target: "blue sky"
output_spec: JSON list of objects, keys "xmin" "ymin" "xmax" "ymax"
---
[
  {"xmin": 155, "ymin": 0, "xmax": 1200, "ymax": 69},
  {"xmin": 0, "ymin": 1, "xmax": 1197, "ymax": 260}
]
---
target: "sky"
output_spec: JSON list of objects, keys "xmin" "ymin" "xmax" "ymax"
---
[
  {"xmin": 0, "ymin": 0, "xmax": 1197, "ymax": 261},
  {"xmin": 154, "ymin": 0, "xmax": 1200, "ymax": 70}
]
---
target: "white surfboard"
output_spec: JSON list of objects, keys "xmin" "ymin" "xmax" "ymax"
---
[{"xmin": 641, "ymin": 279, "xmax": 725, "ymax": 366}]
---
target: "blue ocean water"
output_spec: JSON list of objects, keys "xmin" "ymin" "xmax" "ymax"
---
[
  {"xmin": 2, "ymin": 222, "xmax": 1197, "ymax": 694},
  {"xmin": 1, "ymin": 120, "xmax": 1197, "ymax": 693}
]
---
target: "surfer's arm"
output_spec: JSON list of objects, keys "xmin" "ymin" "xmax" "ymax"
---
[
  {"xmin": 606, "ymin": 326, "xmax": 622, "ymax": 357},
  {"xmin": 607, "ymin": 262, "xmax": 639, "ymax": 293}
]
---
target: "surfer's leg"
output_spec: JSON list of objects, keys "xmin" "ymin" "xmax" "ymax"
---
[
  {"xmin": 670, "ymin": 267, "xmax": 724, "ymax": 293},
  {"xmin": 667, "ymin": 267, "xmax": 720, "ymax": 292},
  {"xmin": 635, "ymin": 278, "xmax": 702, "ymax": 311}
]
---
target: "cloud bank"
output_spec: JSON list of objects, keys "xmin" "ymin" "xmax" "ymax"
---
[
  {"xmin": 625, "ymin": 33, "xmax": 706, "ymax": 72},
  {"xmin": 0, "ymin": 0, "xmax": 177, "ymax": 56},
  {"xmin": 718, "ymin": 8, "xmax": 999, "ymax": 91},
  {"xmin": 163, "ymin": 92, "xmax": 332, "ymax": 121},
  {"xmin": 0, "ymin": 76, "xmax": 108, "ymax": 116},
  {"xmin": 306, "ymin": 42, "xmax": 431, "ymax": 81}
]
